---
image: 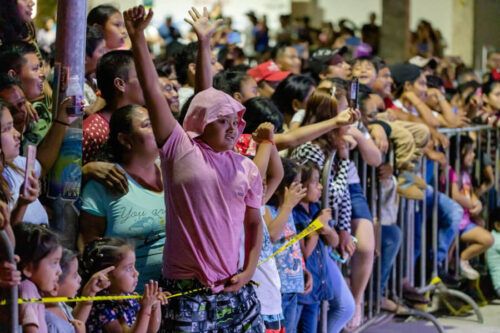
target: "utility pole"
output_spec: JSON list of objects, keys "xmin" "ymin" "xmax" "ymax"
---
[{"xmin": 48, "ymin": 0, "xmax": 87, "ymax": 249}]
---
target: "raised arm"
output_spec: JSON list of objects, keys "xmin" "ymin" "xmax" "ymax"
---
[
  {"xmin": 184, "ymin": 7, "xmax": 223, "ymax": 93},
  {"xmin": 275, "ymin": 108, "xmax": 361, "ymax": 151},
  {"xmin": 251, "ymin": 123, "xmax": 284, "ymax": 203},
  {"xmin": 124, "ymin": 6, "xmax": 175, "ymax": 147},
  {"xmin": 347, "ymin": 126, "xmax": 382, "ymax": 167},
  {"xmin": 403, "ymin": 91, "xmax": 440, "ymax": 128}
]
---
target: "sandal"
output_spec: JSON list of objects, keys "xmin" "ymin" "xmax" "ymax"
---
[
  {"xmin": 381, "ymin": 298, "xmax": 410, "ymax": 315},
  {"xmin": 345, "ymin": 303, "xmax": 363, "ymax": 331}
]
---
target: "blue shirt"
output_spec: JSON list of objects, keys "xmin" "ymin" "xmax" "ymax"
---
[
  {"xmin": 268, "ymin": 205, "xmax": 304, "ymax": 294},
  {"xmin": 293, "ymin": 203, "xmax": 337, "ymax": 304},
  {"xmin": 81, "ymin": 171, "xmax": 166, "ymax": 289}
]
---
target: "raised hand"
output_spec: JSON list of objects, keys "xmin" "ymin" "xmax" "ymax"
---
[
  {"xmin": 283, "ymin": 181, "xmax": 307, "ymax": 209},
  {"xmin": 141, "ymin": 280, "xmax": 163, "ymax": 310},
  {"xmin": 18, "ymin": 171, "xmax": 40, "ymax": 205},
  {"xmin": 334, "ymin": 108, "xmax": 361, "ymax": 127},
  {"xmin": 123, "ymin": 6, "xmax": 153, "ymax": 40},
  {"xmin": 81, "ymin": 266, "xmax": 115, "ymax": 296},
  {"xmin": 252, "ymin": 122, "xmax": 275, "ymax": 144},
  {"xmin": 184, "ymin": 7, "xmax": 223, "ymax": 43}
]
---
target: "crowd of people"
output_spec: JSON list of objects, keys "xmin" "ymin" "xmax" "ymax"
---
[{"xmin": 0, "ymin": 1, "xmax": 499, "ymax": 333}]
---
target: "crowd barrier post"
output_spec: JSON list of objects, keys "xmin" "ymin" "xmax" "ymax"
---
[
  {"xmin": 0, "ymin": 230, "xmax": 18, "ymax": 333},
  {"xmin": 420, "ymin": 159, "xmax": 428, "ymax": 288},
  {"xmin": 318, "ymin": 126, "xmax": 497, "ymax": 331}
]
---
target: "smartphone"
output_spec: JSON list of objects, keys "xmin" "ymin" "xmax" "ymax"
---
[
  {"xmin": 349, "ymin": 78, "xmax": 359, "ymax": 110},
  {"xmin": 23, "ymin": 145, "xmax": 36, "ymax": 197},
  {"xmin": 329, "ymin": 236, "xmax": 358, "ymax": 264}
]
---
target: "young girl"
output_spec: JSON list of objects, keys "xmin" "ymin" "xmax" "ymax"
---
[
  {"xmin": 82, "ymin": 238, "xmax": 164, "ymax": 333},
  {"xmin": 45, "ymin": 249, "xmax": 85, "ymax": 333},
  {"xmin": 80, "ymin": 104, "xmax": 166, "ymax": 289},
  {"xmin": 293, "ymin": 161, "xmax": 355, "ymax": 333},
  {"xmin": 477, "ymin": 79, "xmax": 500, "ymax": 127},
  {"xmin": 125, "ymin": 6, "xmax": 264, "ymax": 331},
  {"xmin": 265, "ymin": 158, "xmax": 310, "ymax": 333},
  {"xmin": 14, "ymin": 223, "xmax": 62, "ymax": 333},
  {"xmin": 87, "ymin": 4, "xmax": 128, "ymax": 51},
  {"xmin": 291, "ymin": 88, "xmax": 364, "ymax": 328},
  {"xmin": 248, "ymin": 122, "xmax": 286, "ymax": 332},
  {"xmin": 449, "ymin": 135, "xmax": 494, "ymax": 280},
  {"xmin": 45, "ymin": 249, "xmax": 115, "ymax": 333},
  {"xmin": 1, "ymin": 103, "xmax": 46, "ymax": 224}
]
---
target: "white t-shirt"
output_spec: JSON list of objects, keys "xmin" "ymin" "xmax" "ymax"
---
[
  {"xmin": 251, "ymin": 207, "xmax": 282, "ymax": 316},
  {"xmin": 178, "ymin": 86, "xmax": 195, "ymax": 110},
  {"xmin": 3, "ymin": 156, "xmax": 48, "ymax": 225},
  {"xmin": 290, "ymin": 109, "xmax": 306, "ymax": 126}
]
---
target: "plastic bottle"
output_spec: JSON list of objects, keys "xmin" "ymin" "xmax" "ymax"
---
[{"xmin": 65, "ymin": 75, "xmax": 83, "ymax": 116}]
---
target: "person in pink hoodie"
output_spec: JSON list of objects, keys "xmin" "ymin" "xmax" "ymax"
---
[{"xmin": 124, "ymin": 6, "xmax": 264, "ymax": 331}]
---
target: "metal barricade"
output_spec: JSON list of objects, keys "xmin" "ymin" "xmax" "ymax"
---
[
  {"xmin": 315, "ymin": 125, "xmax": 498, "ymax": 332},
  {"xmin": 0, "ymin": 230, "xmax": 18, "ymax": 333}
]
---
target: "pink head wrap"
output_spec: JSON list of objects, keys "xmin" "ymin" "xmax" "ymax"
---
[{"xmin": 182, "ymin": 87, "xmax": 246, "ymax": 139}]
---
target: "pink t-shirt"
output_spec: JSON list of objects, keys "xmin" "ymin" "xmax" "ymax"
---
[
  {"xmin": 449, "ymin": 168, "xmax": 472, "ymax": 230},
  {"xmin": 19, "ymin": 279, "xmax": 47, "ymax": 333},
  {"xmin": 160, "ymin": 124, "xmax": 262, "ymax": 292}
]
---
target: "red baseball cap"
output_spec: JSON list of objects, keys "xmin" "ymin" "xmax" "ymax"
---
[{"xmin": 247, "ymin": 60, "xmax": 291, "ymax": 84}]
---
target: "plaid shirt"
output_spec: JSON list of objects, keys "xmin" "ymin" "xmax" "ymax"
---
[{"xmin": 291, "ymin": 142, "xmax": 352, "ymax": 233}]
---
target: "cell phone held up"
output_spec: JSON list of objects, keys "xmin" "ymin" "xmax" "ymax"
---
[
  {"xmin": 23, "ymin": 145, "xmax": 36, "ymax": 197},
  {"xmin": 348, "ymin": 78, "xmax": 359, "ymax": 110}
]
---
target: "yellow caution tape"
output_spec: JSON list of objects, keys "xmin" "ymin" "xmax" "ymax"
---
[
  {"xmin": 1, "ymin": 219, "xmax": 323, "ymax": 305},
  {"xmin": 258, "ymin": 218, "xmax": 323, "ymax": 266}
]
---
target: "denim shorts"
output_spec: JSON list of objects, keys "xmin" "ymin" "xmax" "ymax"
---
[
  {"xmin": 460, "ymin": 222, "xmax": 478, "ymax": 235},
  {"xmin": 349, "ymin": 183, "xmax": 373, "ymax": 221}
]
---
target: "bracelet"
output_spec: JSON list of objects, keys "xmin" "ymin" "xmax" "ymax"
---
[
  {"xmin": 259, "ymin": 139, "xmax": 275, "ymax": 146},
  {"xmin": 54, "ymin": 119, "xmax": 70, "ymax": 126}
]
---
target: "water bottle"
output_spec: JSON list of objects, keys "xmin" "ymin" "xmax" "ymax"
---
[{"xmin": 65, "ymin": 75, "xmax": 83, "ymax": 116}]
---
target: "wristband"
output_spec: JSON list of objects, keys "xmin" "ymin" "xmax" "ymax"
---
[
  {"xmin": 54, "ymin": 119, "xmax": 70, "ymax": 126},
  {"xmin": 260, "ymin": 139, "xmax": 275, "ymax": 146}
]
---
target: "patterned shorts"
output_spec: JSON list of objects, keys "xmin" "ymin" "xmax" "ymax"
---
[{"xmin": 159, "ymin": 278, "xmax": 264, "ymax": 332}]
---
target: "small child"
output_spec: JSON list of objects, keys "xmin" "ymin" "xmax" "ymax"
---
[
  {"xmin": 45, "ymin": 249, "xmax": 115, "ymax": 333},
  {"xmin": 14, "ymin": 223, "xmax": 63, "ymax": 333},
  {"xmin": 249, "ymin": 122, "xmax": 286, "ymax": 332},
  {"xmin": 449, "ymin": 135, "xmax": 494, "ymax": 280},
  {"xmin": 293, "ymin": 161, "xmax": 355, "ymax": 333},
  {"xmin": 264, "ymin": 158, "xmax": 311, "ymax": 333},
  {"xmin": 87, "ymin": 4, "xmax": 127, "ymax": 51},
  {"xmin": 82, "ymin": 238, "xmax": 165, "ymax": 333},
  {"xmin": 486, "ymin": 207, "xmax": 500, "ymax": 297}
]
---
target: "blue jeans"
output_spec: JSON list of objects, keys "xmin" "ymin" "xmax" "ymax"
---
[
  {"xmin": 381, "ymin": 224, "xmax": 402, "ymax": 293},
  {"xmin": 282, "ymin": 293, "xmax": 298, "ymax": 333},
  {"xmin": 296, "ymin": 302, "xmax": 320, "ymax": 332},
  {"xmin": 414, "ymin": 186, "xmax": 463, "ymax": 265},
  {"xmin": 327, "ymin": 263, "xmax": 355, "ymax": 333}
]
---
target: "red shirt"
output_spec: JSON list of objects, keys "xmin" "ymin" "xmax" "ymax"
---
[{"xmin": 83, "ymin": 112, "xmax": 109, "ymax": 164}]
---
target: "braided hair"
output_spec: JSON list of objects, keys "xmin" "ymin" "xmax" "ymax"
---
[{"xmin": 80, "ymin": 237, "xmax": 133, "ymax": 284}]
